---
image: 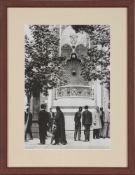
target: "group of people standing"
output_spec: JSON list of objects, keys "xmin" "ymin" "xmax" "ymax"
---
[
  {"xmin": 38, "ymin": 104, "xmax": 67, "ymax": 145},
  {"xmin": 25, "ymin": 104, "xmax": 67, "ymax": 145},
  {"xmin": 74, "ymin": 105, "xmax": 110, "ymax": 141},
  {"xmin": 25, "ymin": 104, "xmax": 110, "ymax": 144}
]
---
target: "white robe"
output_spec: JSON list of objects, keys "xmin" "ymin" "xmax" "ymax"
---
[{"xmin": 92, "ymin": 111, "xmax": 102, "ymax": 129}]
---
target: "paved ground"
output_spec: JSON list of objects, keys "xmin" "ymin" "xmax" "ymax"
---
[{"xmin": 25, "ymin": 131, "xmax": 111, "ymax": 149}]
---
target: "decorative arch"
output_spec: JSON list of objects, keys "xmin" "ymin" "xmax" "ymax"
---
[
  {"xmin": 61, "ymin": 44, "xmax": 72, "ymax": 59},
  {"xmin": 75, "ymin": 44, "xmax": 88, "ymax": 59}
]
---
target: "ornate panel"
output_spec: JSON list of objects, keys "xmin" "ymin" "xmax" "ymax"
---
[{"xmin": 55, "ymin": 86, "xmax": 94, "ymax": 99}]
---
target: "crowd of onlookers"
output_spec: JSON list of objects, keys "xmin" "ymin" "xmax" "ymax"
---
[
  {"xmin": 74, "ymin": 105, "xmax": 110, "ymax": 142},
  {"xmin": 25, "ymin": 104, "xmax": 110, "ymax": 145}
]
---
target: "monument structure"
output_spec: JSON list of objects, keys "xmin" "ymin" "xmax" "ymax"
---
[{"xmin": 30, "ymin": 25, "xmax": 109, "ymax": 137}]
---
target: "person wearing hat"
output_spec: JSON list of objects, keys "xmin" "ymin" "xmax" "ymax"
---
[
  {"xmin": 74, "ymin": 107, "xmax": 82, "ymax": 141},
  {"xmin": 25, "ymin": 107, "xmax": 33, "ymax": 141},
  {"xmin": 82, "ymin": 106, "xmax": 92, "ymax": 141},
  {"xmin": 93, "ymin": 106, "xmax": 102, "ymax": 139},
  {"xmin": 103, "ymin": 103, "xmax": 110, "ymax": 138},
  {"xmin": 38, "ymin": 104, "xmax": 50, "ymax": 144}
]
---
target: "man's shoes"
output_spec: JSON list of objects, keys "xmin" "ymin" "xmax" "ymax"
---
[
  {"xmin": 39, "ymin": 141, "xmax": 45, "ymax": 145},
  {"xmin": 53, "ymin": 142, "xmax": 59, "ymax": 145},
  {"xmin": 84, "ymin": 139, "xmax": 89, "ymax": 142},
  {"xmin": 42, "ymin": 140, "xmax": 45, "ymax": 144}
]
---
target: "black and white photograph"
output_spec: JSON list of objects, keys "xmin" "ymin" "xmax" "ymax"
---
[{"xmin": 24, "ymin": 25, "xmax": 110, "ymax": 149}]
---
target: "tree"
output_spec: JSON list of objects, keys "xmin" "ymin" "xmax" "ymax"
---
[
  {"xmin": 25, "ymin": 25, "xmax": 66, "ymax": 106},
  {"xmin": 72, "ymin": 25, "xmax": 110, "ymax": 91}
]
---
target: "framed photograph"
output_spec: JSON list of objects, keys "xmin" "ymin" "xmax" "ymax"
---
[{"xmin": 0, "ymin": 0, "xmax": 134, "ymax": 174}]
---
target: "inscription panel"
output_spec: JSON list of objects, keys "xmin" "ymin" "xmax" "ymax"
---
[{"xmin": 56, "ymin": 86, "xmax": 94, "ymax": 99}]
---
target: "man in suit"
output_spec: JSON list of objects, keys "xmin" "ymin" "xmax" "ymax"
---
[
  {"xmin": 74, "ymin": 107, "xmax": 82, "ymax": 141},
  {"xmin": 25, "ymin": 107, "xmax": 33, "ymax": 141},
  {"xmin": 99, "ymin": 107, "xmax": 105, "ymax": 138},
  {"xmin": 82, "ymin": 106, "xmax": 92, "ymax": 141},
  {"xmin": 38, "ymin": 104, "xmax": 50, "ymax": 144},
  {"xmin": 103, "ymin": 103, "xmax": 110, "ymax": 138}
]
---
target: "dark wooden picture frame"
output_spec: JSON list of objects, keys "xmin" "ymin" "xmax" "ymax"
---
[{"xmin": 0, "ymin": 0, "xmax": 134, "ymax": 174}]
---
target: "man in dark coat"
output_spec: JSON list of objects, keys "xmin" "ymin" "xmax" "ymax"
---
[
  {"xmin": 25, "ymin": 108, "xmax": 33, "ymax": 141},
  {"xmin": 82, "ymin": 106, "xmax": 92, "ymax": 141},
  {"xmin": 54, "ymin": 106, "xmax": 67, "ymax": 145},
  {"xmin": 74, "ymin": 107, "xmax": 82, "ymax": 141},
  {"xmin": 99, "ymin": 107, "xmax": 105, "ymax": 138},
  {"xmin": 38, "ymin": 104, "xmax": 50, "ymax": 144}
]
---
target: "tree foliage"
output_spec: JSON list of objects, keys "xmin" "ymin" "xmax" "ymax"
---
[
  {"xmin": 25, "ymin": 25, "xmax": 66, "ymax": 105},
  {"xmin": 72, "ymin": 25, "xmax": 110, "ymax": 90}
]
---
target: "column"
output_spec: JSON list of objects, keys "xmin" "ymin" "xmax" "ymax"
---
[
  {"xmin": 96, "ymin": 79, "xmax": 102, "ymax": 108},
  {"xmin": 47, "ymin": 89, "xmax": 53, "ymax": 111},
  {"xmin": 32, "ymin": 92, "xmax": 40, "ymax": 138},
  {"xmin": 59, "ymin": 25, "xmax": 61, "ymax": 56}
]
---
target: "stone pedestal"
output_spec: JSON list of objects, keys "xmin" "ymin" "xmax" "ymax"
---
[{"xmin": 51, "ymin": 85, "xmax": 96, "ymax": 131}]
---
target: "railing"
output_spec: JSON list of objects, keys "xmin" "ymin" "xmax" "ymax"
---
[{"xmin": 55, "ymin": 85, "xmax": 94, "ymax": 100}]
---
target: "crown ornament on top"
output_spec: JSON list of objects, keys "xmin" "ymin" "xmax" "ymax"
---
[{"xmin": 70, "ymin": 34, "xmax": 78, "ymax": 47}]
